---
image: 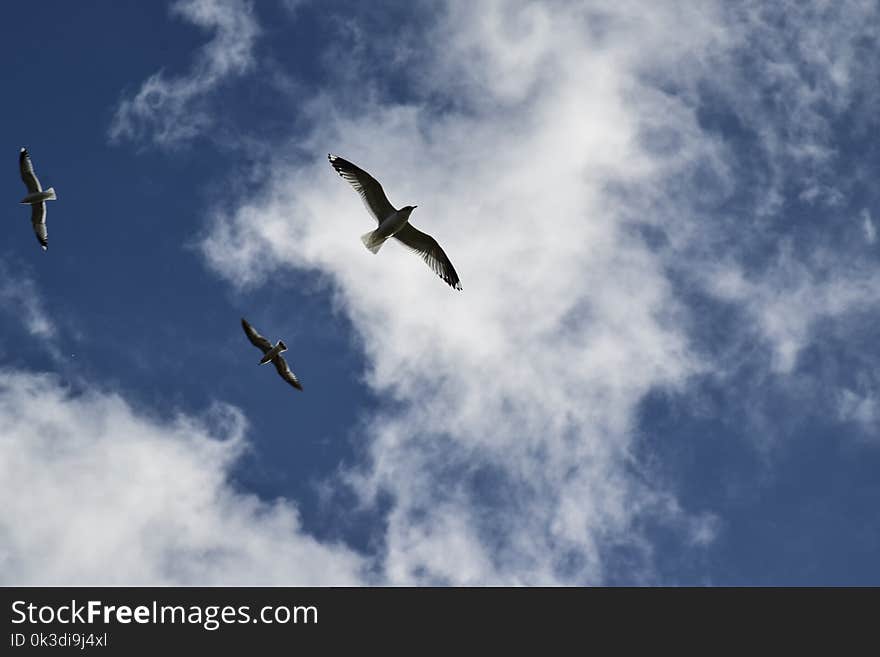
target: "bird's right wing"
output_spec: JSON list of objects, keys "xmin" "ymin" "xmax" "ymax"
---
[
  {"xmin": 19, "ymin": 148, "xmax": 42, "ymax": 194},
  {"xmin": 273, "ymin": 355, "xmax": 303, "ymax": 391},
  {"xmin": 394, "ymin": 223, "xmax": 463, "ymax": 290},
  {"xmin": 241, "ymin": 318, "xmax": 273, "ymax": 353},
  {"xmin": 328, "ymin": 154, "xmax": 396, "ymax": 223},
  {"xmin": 31, "ymin": 203, "xmax": 47, "ymax": 251}
]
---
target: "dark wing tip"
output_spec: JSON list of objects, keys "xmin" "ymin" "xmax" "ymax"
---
[
  {"xmin": 435, "ymin": 252, "xmax": 462, "ymax": 291},
  {"xmin": 274, "ymin": 356, "xmax": 304, "ymax": 391},
  {"xmin": 328, "ymin": 154, "xmax": 344, "ymax": 175},
  {"xmin": 241, "ymin": 318, "xmax": 260, "ymax": 341}
]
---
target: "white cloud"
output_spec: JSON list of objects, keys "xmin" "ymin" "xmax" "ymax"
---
[
  {"xmin": 706, "ymin": 246, "xmax": 880, "ymax": 374},
  {"xmin": 862, "ymin": 209, "xmax": 877, "ymax": 244},
  {"xmin": 108, "ymin": 0, "xmax": 260, "ymax": 148},
  {"xmin": 838, "ymin": 387, "xmax": 879, "ymax": 434},
  {"xmin": 0, "ymin": 268, "xmax": 55, "ymax": 342},
  {"xmin": 700, "ymin": 1, "xmax": 880, "ymax": 211},
  {"xmin": 0, "ymin": 369, "xmax": 365, "ymax": 585},
  {"xmin": 201, "ymin": 1, "xmax": 727, "ymax": 583},
  {"xmin": 279, "ymin": 0, "xmax": 306, "ymax": 15}
]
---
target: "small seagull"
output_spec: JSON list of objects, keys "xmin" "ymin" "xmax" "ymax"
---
[
  {"xmin": 328, "ymin": 154, "xmax": 462, "ymax": 291},
  {"xmin": 241, "ymin": 317, "xmax": 303, "ymax": 391},
  {"xmin": 19, "ymin": 147, "xmax": 57, "ymax": 251}
]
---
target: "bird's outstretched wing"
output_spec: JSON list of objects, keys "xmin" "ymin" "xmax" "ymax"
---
[
  {"xmin": 328, "ymin": 154, "xmax": 396, "ymax": 223},
  {"xmin": 273, "ymin": 355, "xmax": 303, "ymax": 391},
  {"xmin": 19, "ymin": 148, "xmax": 42, "ymax": 194},
  {"xmin": 241, "ymin": 318, "xmax": 273, "ymax": 354},
  {"xmin": 31, "ymin": 203, "xmax": 47, "ymax": 251},
  {"xmin": 394, "ymin": 223, "xmax": 462, "ymax": 291}
]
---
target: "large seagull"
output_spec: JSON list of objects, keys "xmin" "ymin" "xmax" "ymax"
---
[
  {"xmin": 18, "ymin": 147, "xmax": 56, "ymax": 251},
  {"xmin": 328, "ymin": 154, "xmax": 462, "ymax": 291},
  {"xmin": 241, "ymin": 318, "xmax": 303, "ymax": 391}
]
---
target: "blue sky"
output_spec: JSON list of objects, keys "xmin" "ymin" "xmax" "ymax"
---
[{"xmin": 1, "ymin": 0, "xmax": 878, "ymax": 585}]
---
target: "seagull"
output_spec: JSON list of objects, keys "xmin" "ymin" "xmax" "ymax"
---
[
  {"xmin": 328, "ymin": 154, "xmax": 462, "ymax": 291},
  {"xmin": 241, "ymin": 318, "xmax": 303, "ymax": 391},
  {"xmin": 19, "ymin": 147, "xmax": 56, "ymax": 251}
]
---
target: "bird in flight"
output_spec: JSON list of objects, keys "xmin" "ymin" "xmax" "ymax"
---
[
  {"xmin": 241, "ymin": 318, "xmax": 303, "ymax": 391},
  {"xmin": 328, "ymin": 154, "xmax": 462, "ymax": 291},
  {"xmin": 19, "ymin": 147, "xmax": 57, "ymax": 251}
]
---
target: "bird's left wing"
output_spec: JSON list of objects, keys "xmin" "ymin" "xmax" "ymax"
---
[
  {"xmin": 19, "ymin": 148, "xmax": 42, "ymax": 194},
  {"xmin": 328, "ymin": 154, "xmax": 396, "ymax": 223},
  {"xmin": 241, "ymin": 318, "xmax": 274, "ymax": 353},
  {"xmin": 31, "ymin": 203, "xmax": 47, "ymax": 251},
  {"xmin": 393, "ymin": 223, "xmax": 462, "ymax": 290},
  {"xmin": 273, "ymin": 355, "xmax": 303, "ymax": 391}
]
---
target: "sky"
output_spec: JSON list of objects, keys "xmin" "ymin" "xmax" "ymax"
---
[{"xmin": 1, "ymin": 0, "xmax": 879, "ymax": 585}]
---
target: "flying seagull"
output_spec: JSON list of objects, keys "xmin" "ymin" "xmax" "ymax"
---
[
  {"xmin": 241, "ymin": 318, "xmax": 303, "ymax": 391},
  {"xmin": 328, "ymin": 154, "xmax": 462, "ymax": 291},
  {"xmin": 19, "ymin": 147, "xmax": 56, "ymax": 251}
]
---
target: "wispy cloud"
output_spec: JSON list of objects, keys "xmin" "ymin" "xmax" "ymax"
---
[
  {"xmin": 705, "ymin": 246, "xmax": 880, "ymax": 374},
  {"xmin": 108, "ymin": 0, "xmax": 260, "ymax": 148},
  {"xmin": 0, "ymin": 257, "xmax": 56, "ymax": 343},
  {"xmin": 699, "ymin": 1, "xmax": 880, "ymax": 212},
  {"xmin": 862, "ymin": 209, "xmax": 877, "ymax": 244},
  {"xmin": 838, "ymin": 388, "xmax": 878, "ymax": 429}
]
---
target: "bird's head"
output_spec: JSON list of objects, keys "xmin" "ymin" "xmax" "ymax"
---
[{"xmin": 402, "ymin": 205, "xmax": 418, "ymax": 216}]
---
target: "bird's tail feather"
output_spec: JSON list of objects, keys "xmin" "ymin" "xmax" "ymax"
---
[
  {"xmin": 43, "ymin": 187, "xmax": 56, "ymax": 201},
  {"xmin": 361, "ymin": 230, "xmax": 386, "ymax": 254}
]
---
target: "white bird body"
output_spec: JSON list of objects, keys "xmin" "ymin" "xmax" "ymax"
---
[
  {"xmin": 361, "ymin": 206, "xmax": 416, "ymax": 254},
  {"xmin": 259, "ymin": 340, "xmax": 287, "ymax": 365},
  {"xmin": 20, "ymin": 189, "xmax": 57, "ymax": 205}
]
